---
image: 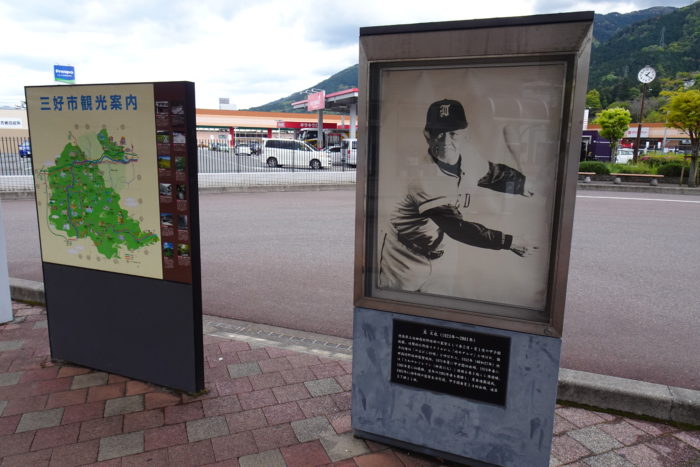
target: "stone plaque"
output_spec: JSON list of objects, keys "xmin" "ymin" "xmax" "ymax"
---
[{"xmin": 391, "ymin": 319, "xmax": 510, "ymax": 405}]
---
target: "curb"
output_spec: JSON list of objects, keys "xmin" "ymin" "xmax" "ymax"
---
[
  {"xmin": 1, "ymin": 185, "xmax": 355, "ymax": 200},
  {"xmin": 5, "ymin": 183, "xmax": 700, "ymax": 199},
  {"xmin": 9, "ymin": 277, "xmax": 45, "ymax": 304},
  {"xmin": 0, "ymin": 191, "xmax": 35, "ymax": 200},
  {"xmin": 577, "ymin": 182, "xmax": 700, "ymax": 196},
  {"xmin": 9, "ymin": 279, "xmax": 699, "ymax": 426},
  {"xmin": 198, "ymin": 184, "xmax": 354, "ymax": 194},
  {"xmin": 557, "ymin": 369, "xmax": 700, "ymax": 427}
]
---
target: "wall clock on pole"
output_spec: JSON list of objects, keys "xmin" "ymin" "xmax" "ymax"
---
[
  {"xmin": 633, "ymin": 65, "xmax": 656, "ymax": 161},
  {"xmin": 638, "ymin": 65, "xmax": 656, "ymax": 84}
]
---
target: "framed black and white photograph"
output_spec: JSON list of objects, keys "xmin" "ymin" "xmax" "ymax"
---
[
  {"xmin": 369, "ymin": 59, "xmax": 568, "ymax": 324},
  {"xmin": 354, "ymin": 19, "xmax": 591, "ymax": 336}
]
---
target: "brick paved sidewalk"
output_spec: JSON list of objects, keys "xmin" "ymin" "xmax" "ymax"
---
[{"xmin": 0, "ymin": 302, "xmax": 698, "ymax": 466}]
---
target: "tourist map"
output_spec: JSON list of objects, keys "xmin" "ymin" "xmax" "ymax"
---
[{"xmin": 27, "ymin": 84, "xmax": 163, "ymax": 279}]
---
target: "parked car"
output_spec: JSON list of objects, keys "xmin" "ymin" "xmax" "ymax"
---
[
  {"xmin": 234, "ymin": 144, "xmax": 253, "ymax": 156},
  {"xmin": 324, "ymin": 145, "xmax": 342, "ymax": 165},
  {"xmin": 260, "ymin": 138, "xmax": 330, "ymax": 169},
  {"xmin": 616, "ymin": 148, "xmax": 633, "ymax": 163},
  {"xmin": 18, "ymin": 141, "xmax": 31, "ymax": 158},
  {"xmin": 615, "ymin": 148, "xmax": 646, "ymax": 163},
  {"xmin": 341, "ymin": 138, "xmax": 357, "ymax": 166},
  {"xmin": 209, "ymin": 142, "xmax": 230, "ymax": 151}
]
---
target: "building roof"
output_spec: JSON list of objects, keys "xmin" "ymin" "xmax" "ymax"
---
[
  {"xmin": 195, "ymin": 108, "xmax": 346, "ymax": 129},
  {"xmin": 291, "ymin": 88, "xmax": 359, "ymax": 111},
  {"xmin": 587, "ymin": 122, "xmax": 690, "ymax": 139}
]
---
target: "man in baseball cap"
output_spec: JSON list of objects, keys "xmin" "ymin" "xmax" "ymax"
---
[
  {"xmin": 378, "ymin": 98, "xmax": 535, "ymax": 292},
  {"xmin": 423, "ymin": 99, "xmax": 469, "ymax": 177}
]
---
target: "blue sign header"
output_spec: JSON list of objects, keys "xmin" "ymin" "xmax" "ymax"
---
[{"xmin": 54, "ymin": 65, "xmax": 75, "ymax": 84}]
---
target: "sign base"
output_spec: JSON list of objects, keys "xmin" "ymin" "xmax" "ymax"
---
[
  {"xmin": 44, "ymin": 263, "xmax": 203, "ymax": 393},
  {"xmin": 352, "ymin": 307, "xmax": 561, "ymax": 467}
]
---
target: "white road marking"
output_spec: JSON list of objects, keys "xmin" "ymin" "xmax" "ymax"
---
[{"xmin": 577, "ymin": 195, "xmax": 700, "ymax": 204}]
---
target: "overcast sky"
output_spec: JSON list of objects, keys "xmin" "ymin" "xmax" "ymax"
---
[{"xmin": 0, "ymin": 0, "xmax": 695, "ymax": 110}]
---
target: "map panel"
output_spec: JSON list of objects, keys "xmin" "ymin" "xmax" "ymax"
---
[{"xmin": 26, "ymin": 84, "xmax": 163, "ymax": 279}]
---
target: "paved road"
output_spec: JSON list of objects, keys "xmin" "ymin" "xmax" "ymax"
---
[{"xmin": 2, "ymin": 189, "xmax": 698, "ymax": 390}]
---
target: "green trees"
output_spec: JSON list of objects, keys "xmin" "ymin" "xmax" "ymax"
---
[
  {"xmin": 663, "ymin": 89, "xmax": 700, "ymax": 186},
  {"xmin": 595, "ymin": 108, "xmax": 632, "ymax": 160},
  {"xmin": 588, "ymin": 3, "xmax": 700, "ymax": 103},
  {"xmin": 586, "ymin": 90, "xmax": 602, "ymax": 117}
]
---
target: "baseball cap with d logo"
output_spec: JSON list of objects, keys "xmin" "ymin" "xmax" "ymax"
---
[{"xmin": 424, "ymin": 99, "xmax": 468, "ymax": 135}]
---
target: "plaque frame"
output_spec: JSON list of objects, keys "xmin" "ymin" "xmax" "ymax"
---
[{"xmin": 354, "ymin": 13, "xmax": 593, "ymax": 337}]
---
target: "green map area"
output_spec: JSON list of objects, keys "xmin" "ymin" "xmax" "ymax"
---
[{"xmin": 46, "ymin": 129, "xmax": 159, "ymax": 259}]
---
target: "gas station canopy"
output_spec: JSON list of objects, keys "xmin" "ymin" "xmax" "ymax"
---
[
  {"xmin": 291, "ymin": 88, "xmax": 359, "ymax": 112},
  {"xmin": 291, "ymin": 88, "xmax": 358, "ymax": 142}
]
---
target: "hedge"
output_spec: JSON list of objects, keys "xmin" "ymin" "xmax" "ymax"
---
[
  {"xmin": 639, "ymin": 154, "xmax": 687, "ymax": 167},
  {"xmin": 579, "ymin": 161, "xmax": 610, "ymax": 174},
  {"xmin": 610, "ymin": 163, "xmax": 654, "ymax": 174},
  {"xmin": 657, "ymin": 162, "xmax": 687, "ymax": 177}
]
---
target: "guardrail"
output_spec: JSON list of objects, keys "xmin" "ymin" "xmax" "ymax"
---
[
  {"xmin": 0, "ymin": 137, "xmax": 357, "ymax": 186},
  {"xmin": 0, "ymin": 137, "xmax": 33, "ymax": 176},
  {"xmin": 195, "ymin": 139, "xmax": 356, "ymax": 179}
]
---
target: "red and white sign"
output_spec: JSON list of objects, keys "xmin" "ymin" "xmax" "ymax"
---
[
  {"xmin": 276, "ymin": 121, "xmax": 337, "ymax": 129},
  {"xmin": 307, "ymin": 91, "xmax": 326, "ymax": 111},
  {"xmin": 625, "ymin": 127, "xmax": 649, "ymax": 138}
]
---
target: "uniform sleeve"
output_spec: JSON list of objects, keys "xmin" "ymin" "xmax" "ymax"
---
[
  {"xmin": 413, "ymin": 193, "xmax": 449, "ymax": 215},
  {"xmin": 398, "ymin": 176, "xmax": 451, "ymax": 216},
  {"xmin": 425, "ymin": 205, "xmax": 513, "ymax": 250}
]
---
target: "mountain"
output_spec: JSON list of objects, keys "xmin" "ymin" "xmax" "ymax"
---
[
  {"xmin": 249, "ymin": 5, "xmax": 698, "ymax": 112},
  {"xmin": 593, "ymin": 7, "xmax": 677, "ymax": 43},
  {"xmin": 248, "ymin": 65, "xmax": 358, "ymax": 113},
  {"xmin": 589, "ymin": 2, "xmax": 700, "ymax": 104}
]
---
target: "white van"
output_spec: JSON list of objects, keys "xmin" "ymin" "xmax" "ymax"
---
[
  {"xmin": 261, "ymin": 139, "xmax": 329, "ymax": 169},
  {"xmin": 616, "ymin": 148, "xmax": 634, "ymax": 163},
  {"xmin": 341, "ymin": 138, "xmax": 357, "ymax": 167}
]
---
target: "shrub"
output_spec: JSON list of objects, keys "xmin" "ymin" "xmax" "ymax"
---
[
  {"xmin": 611, "ymin": 163, "xmax": 653, "ymax": 174},
  {"xmin": 639, "ymin": 154, "xmax": 687, "ymax": 167},
  {"xmin": 579, "ymin": 161, "xmax": 609, "ymax": 174},
  {"xmin": 657, "ymin": 162, "xmax": 687, "ymax": 177}
]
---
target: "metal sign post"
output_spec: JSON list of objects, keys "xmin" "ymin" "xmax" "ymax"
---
[{"xmin": 0, "ymin": 199, "xmax": 12, "ymax": 324}]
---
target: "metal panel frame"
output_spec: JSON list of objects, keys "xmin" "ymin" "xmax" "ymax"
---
[{"xmin": 354, "ymin": 13, "xmax": 593, "ymax": 337}]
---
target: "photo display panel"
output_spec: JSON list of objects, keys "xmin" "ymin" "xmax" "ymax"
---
[
  {"xmin": 153, "ymin": 83, "xmax": 195, "ymax": 283},
  {"xmin": 352, "ymin": 13, "xmax": 593, "ymax": 466}
]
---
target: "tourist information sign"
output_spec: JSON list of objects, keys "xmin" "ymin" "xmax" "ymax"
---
[{"xmin": 25, "ymin": 82, "xmax": 203, "ymax": 392}]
